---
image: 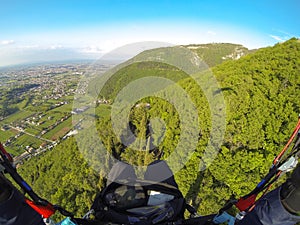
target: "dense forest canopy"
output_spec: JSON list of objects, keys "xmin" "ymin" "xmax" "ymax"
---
[{"xmin": 18, "ymin": 38, "xmax": 300, "ymax": 219}]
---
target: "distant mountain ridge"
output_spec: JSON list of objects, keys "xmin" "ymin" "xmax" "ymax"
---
[
  {"xmin": 95, "ymin": 42, "xmax": 252, "ymax": 99},
  {"xmin": 124, "ymin": 42, "xmax": 253, "ymax": 68},
  {"xmin": 183, "ymin": 43, "xmax": 253, "ymax": 67}
]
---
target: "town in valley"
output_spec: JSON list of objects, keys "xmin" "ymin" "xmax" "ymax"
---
[{"xmin": 0, "ymin": 62, "xmax": 113, "ymax": 163}]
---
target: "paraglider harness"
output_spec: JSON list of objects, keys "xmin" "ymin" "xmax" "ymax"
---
[
  {"xmin": 0, "ymin": 143, "xmax": 215, "ymax": 225},
  {"xmin": 0, "ymin": 143, "xmax": 74, "ymax": 222},
  {"xmin": 213, "ymin": 116, "xmax": 300, "ymax": 225},
  {"xmin": 1, "ymin": 117, "xmax": 300, "ymax": 225},
  {"xmin": 92, "ymin": 179, "xmax": 185, "ymax": 223},
  {"xmin": 91, "ymin": 179, "xmax": 196, "ymax": 225}
]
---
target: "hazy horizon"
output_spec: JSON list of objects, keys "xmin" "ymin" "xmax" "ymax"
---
[{"xmin": 1, "ymin": 0, "xmax": 299, "ymax": 67}]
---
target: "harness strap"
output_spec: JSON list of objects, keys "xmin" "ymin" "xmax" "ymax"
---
[
  {"xmin": 213, "ymin": 212, "xmax": 235, "ymax": 225},
  {"xmin": 273, "ymin": 118, "xmax": 300, "ymax": 166}
]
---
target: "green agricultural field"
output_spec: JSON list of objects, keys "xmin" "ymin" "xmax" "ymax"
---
[
  {"xmin": 63, "ymin": 95, "xmax": 75, "ymax": 102},
  {"xmin": 42, "ymin": 117, "xmax": 72, "ymax": 141},
  {"xmin": 48, "ymin": 103, "xmax": 72, "ymax": 114},
  {"xmin": 96, "ymin": 104, "xmax": 111, "ymax": 119},
  {"xmin": 3, "ymin": 145, "xmax": 24, "ymax": 157},
  {"xmin": 48, "ymin": 111, "xmax": 66, "ymax": 121},
  {"xmin": 38, "ymin": 121, "xmax": 54, "ymax": 130},
  {"xmin": 0, "ymin": 129, "xmax": 16, "ymax": 142},
  {"xmin": 14, "ymin": 133, "xmax": 43, "ymax": 149},
  {"xmin": 25, "ymin": 126, "xmax": 43, "ymax": 136},
  {"xmin": 0, "ymin": 110, "xmax": 34, "ymax": 124},
  {"xmin": 46, "ymin": 99, "xmax": 60, "ymax": 104}
]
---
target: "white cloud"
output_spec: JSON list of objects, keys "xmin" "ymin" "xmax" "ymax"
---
[
  {"xmin": 17, "ymin": 44, "xmax": 64, "ymax": 50},
  {"xmin": 0, "ymin": 40, "xmax": 15, "ymax": 45},
  {"xmin": 207, "ymin": 30, "xmax": 216, "ymax": 35},
  {"xmin": 269, "ymin": 30, "xmax": 297, "ymax": 43},
  {"xmin": 79, "ymin": 45, "xmax": 104, "ymax": 54},
  {"xmin": 49, "ymin": 45, "xmax": 63, "ymax": 50},
  {"xmin": 274, "ymin": 30, "xmax": 294, "ymax": 37},
  {"xmin": 18, "ymin": 44, "xmax": 40, "ymax": 49},
  {"xmin": 269, "ymin": 35, "xmax": 285, "ymax": 42}
]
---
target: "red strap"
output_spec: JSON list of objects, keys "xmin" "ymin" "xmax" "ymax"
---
[
  {"xmin": 0, "ymin": 142, "xmax": 13, "ymax": 162},
  {"xmin": 25, "ymin": 198, "xmax": 56, "ymax": 218},
  {"xmin": 273, "ymin": 118, "xmax": 300, "ymax": 165},
  {"xmin": 235, "ymin": 194, "xmax": 257, "ymax": 211}
]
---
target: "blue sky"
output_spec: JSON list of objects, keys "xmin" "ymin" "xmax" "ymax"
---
[{"xmin": 0, "ymin": 0, "xmax": 299, "ymax": 66}]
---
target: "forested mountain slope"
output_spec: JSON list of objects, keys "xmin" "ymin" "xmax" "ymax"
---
[
  {"xmin": 18, "ymin": 38, "xmax": 300, "ymax": 218},
  {"xmin": 97, "ymin": 43, "xmax": 251, "ymax": 100}
]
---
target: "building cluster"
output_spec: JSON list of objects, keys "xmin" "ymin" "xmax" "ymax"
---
[
  {"xmin": 0, "ymin": 62, "xmax": 116, "ymax": 164},
  {"xmin": 0, "ymin": 63, "xmax": 88, "ymax": 103}
]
